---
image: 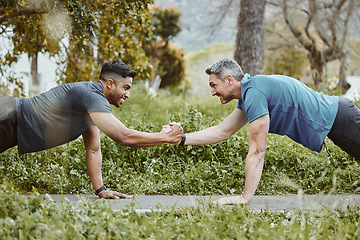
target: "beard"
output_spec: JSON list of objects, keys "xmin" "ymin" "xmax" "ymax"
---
[
  {"xmin": 219, "ymin": 94, "xmax": 233, "ymax": 104},
  {"xmin": 109, "ymin": 91, "xmax": 125, "ymax": 108}
]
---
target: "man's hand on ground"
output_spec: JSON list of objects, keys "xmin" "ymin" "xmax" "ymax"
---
[
  {"xmin": 213, "ymin": 195, "xmax": 250, "ymax": 205},
  {"xmin": 98, "ymin": 190, "xmax": 132, "ymax": 199}
]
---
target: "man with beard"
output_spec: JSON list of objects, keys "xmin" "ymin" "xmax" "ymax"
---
[
  {"xmin": 176, "ymin": 58, "xmax": 360, "ymax": 205},
  {"xmin": 0, "ymin": 60, "xmax": 183, "ymax": 199}
]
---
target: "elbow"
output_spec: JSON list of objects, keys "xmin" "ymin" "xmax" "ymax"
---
[
  {"xmin": 119, "ymin": 141, "xmax": 141, "ymax": 148},
  {"xmin": 115, "ymin": 137, "xmax": 134, "ymax": 147},
  {"xmin": 113, "ymin": 131, "xmax": 139, "ymax": 147},
  {"xmin": 247, "ymin": 148, "xmax": 266, "ymax": 161},
  {"xmin": 218, "ymin": 130, "xmax": 233, "ymax": 142},
  {"xmin": 219, "ymin": 134, "xmax": 230, "ymax": 142},
  {"xmin": 86, "ymin": 147, "xmax": 101, "ymax": 159},
  {"xmin": 116, "ymin": 139, "xmax": 129, "ymax": 147}
]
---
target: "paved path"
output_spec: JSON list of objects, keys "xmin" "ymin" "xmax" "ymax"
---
[{"xmin": 43, "ymin": 194, "xmax": 360, "ymax": 212}]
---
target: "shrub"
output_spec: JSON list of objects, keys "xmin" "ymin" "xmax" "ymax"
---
[{"xmin": 264, "ymin": 46, "xmax": 308, "ymax": 80}]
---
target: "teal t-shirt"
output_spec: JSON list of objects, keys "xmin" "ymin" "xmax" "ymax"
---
[{"xmin": 237, "ymin": 74, "xmax": 338, "ymax": 152}]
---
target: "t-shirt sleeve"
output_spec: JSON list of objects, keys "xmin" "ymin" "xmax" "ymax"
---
[
  {"xmin": 239, "ymin": 88, "xmax": 269, "ymax": 123},
  {"xmin": 83, "ymin": 90, "xmax": 112, "ymax": 113}
]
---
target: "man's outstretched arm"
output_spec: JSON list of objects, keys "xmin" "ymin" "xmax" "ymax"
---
[
  {"xmin": 82, "ymin": 125, "xmax": 132, "ymax": 199},
  {"xmin": 89, "ymin": 112, "xmax": 183, "ymax": 147},
  {"xmin": 183, "ymin": 108, "xmax": 248, "ymax": 145}
]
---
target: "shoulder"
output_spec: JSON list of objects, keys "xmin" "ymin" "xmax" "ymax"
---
[
  {"xmin": 78, "ymin": 82, "xmax": 111, "ymax": 113},
  {"xmin": 247, "ymin": 75, "xmax": 287, "ymax": 86},
  {"xmin": 64, "ymin": 82, "xmax": 109, "ymax": 111},
  {"xmin": 64, "ymin": 81, "xmax": 103, "ymax": 97},
  {"xmin": 241, "ymin": 75, "xmax": 269, "ymax": 100},
  {"xmin": 241, "ymin": 74, "xmax": 272, "ymax": 92}
]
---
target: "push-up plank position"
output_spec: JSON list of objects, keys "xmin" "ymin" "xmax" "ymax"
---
[
  {"xmin": 0, "ymin": 60, "xmax": 183, "ymax": 199},
  {"xmin": 174, "ymin": 58, "xmax": 360, "ymax": 205}
]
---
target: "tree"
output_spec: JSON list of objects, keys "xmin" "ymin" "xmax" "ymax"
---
[
  {"xmin": 57, "ymin": 1, "xmax": 154, "ymax": 84},
  {"xmin": 143, "ymin": 5, "xmax": 185, "ymax": 88},
  {"xmin": 158, "ymin": 43, "xmax": 185, "ymax": 88},
  {"xmin": 1, "ymin": 0, "xmax": 63, "ymax": 95},
  {"xmin": 0, "ymin": 0, "xmax": 154, "ymax": 95},
  {"xmin": 268, "ymin": 0, "xmax": 359, "ymax": 90},
  {"xmin": 234, "ymin": 0, "xmax": 266, "ymax": 75}
]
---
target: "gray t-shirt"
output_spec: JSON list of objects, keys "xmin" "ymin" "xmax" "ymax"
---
[{"xmin": 16, "ymin": 81, "xmax": 111, "ymax": 153}]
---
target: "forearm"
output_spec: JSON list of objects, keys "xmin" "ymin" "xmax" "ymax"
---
[
  {"xmin": 91, "ymin": 113, "xmax": 183, "ymax": 147},
  {"xmin": 184, "ymin": 109, "xmax": 246, "ymax": 146},
  {"xmin": 242, "ymin": 151, "xmax": 265, "ymax": 201},
  {"xmin": 86, "ymin": 149, "xmax": 104, "ymax": 191},
  {"xmin": 116, "ymin": 130, "xmax": 170, "ymax": 147},
  {"xmin": 184, "ymin": 126, "xmax": 230, "ymax": 145}
]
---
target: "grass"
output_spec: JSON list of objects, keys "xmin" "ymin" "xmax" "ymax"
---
[
  {"xmin": 0, "ymin": 82, "xmax": 359, "ymax": 239},
  {"xmin": 0, "ymin": 83, "xmax": 359, "ymax": 196},
  {"xmin": 0, "ymin": 182, "xmax": 359, "ymax": 239}
]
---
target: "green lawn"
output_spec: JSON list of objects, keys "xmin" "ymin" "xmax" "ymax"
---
[{"xmin": 0, "ymin": 83, "xmax": 359, "ymax": 239}]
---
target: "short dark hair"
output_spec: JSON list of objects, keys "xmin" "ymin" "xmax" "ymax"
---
[
  {"xmin": 99, "ymin": 60, "xmax": 136, "ymax": 80},
  {"xmin": 205, "ymin": 58, "xmax": 244, "ymax": 81}
]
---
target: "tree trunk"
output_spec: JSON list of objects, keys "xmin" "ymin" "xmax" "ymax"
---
[
  {"xmin": 307, "ymin": 47, "xmax": 325, "ymax": 88},
  {"xmin": 30, "ymin": 53, "xmax": 38, "ymax": 86},
  {"xmin": 311, "ymin": 67, "xmax": 323, "ymax": 88},
  {"xmin": 310, "ymin": 59, "xmax": 324, "ymax": 88},
  {"xmin": 339, "ymin": 52, "xmax": 350, "ymax": 91},
  {"xmin": 234, "ymin": 0, "xmax": 266, "ymax": 75}
]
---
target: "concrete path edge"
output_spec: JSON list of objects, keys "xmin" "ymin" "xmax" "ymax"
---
[{"xmin": 39, "ymin": 194, "xmax": 360, "ymax": 212}]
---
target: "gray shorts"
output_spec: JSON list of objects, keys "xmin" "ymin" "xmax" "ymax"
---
[
  {"xmin": 327, "ymin": 97, "xmax": 360, "ymax": 160},
  {"xmin": 0, "ymin": 96, "xmax": 18, "ymax": 153}
]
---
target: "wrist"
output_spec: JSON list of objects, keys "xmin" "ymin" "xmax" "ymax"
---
[
  {"xmin": 179, "ymin": 134, "xmax": 186, "ymax": 146},
  {"xmin": 95, "ymin": 185, "xmax": 106, "ymax": 196},
  {"xmin": 241, "ymin": 193, "xmax": 252, "ymax": 203}
]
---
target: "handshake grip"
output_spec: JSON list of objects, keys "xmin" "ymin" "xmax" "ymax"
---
[{"xmin": 161, "ymin": 122, "xmax": 184, "ymax": 144}]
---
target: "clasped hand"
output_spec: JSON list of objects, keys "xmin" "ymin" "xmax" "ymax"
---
[{"xmin": 161, "ymin": 122, "xmax": 183, "ymax": 144}]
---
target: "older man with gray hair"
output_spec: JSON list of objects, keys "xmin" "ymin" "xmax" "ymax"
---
[{"xmin": 177, "ymin": 58, "xmax": 360, "ymax": 205}]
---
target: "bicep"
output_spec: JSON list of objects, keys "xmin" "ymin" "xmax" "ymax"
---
[
  {"xmin": 89, "ymin": 112, "xmax": 129, "ymax": 142},
  {"xmin": 248, "ymin": 114, "xmax": 269, "ymax": 153}
]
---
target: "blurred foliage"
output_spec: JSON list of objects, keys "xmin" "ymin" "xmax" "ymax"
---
[
  {"xmin": 58, "ymin": 0, "xmax": 154, "ymax": 84},
  {"xmin": 143, "ymin": 5, "xmax": 185, "ymax": 88},
  {"xmin": 150, "ymin": 5, "xmax": 181, "ymax": 44},
  {"xmin": 183, "ymin": 42, "xmax": 236, "ymax": 98},
  {"xmin": 0, "ymin": 73, "xmax": 25, "ymax": 97},
  {"xmin": 158, "ymin": 43, "xmax": 185, "ymax": 88},
  {"xmin": 263, "ymin": 46, "xmax": 309, "ymax": 80},
  {"xmin": 0, "ymin": 0, "xmax": 154, "ymax": 92}
]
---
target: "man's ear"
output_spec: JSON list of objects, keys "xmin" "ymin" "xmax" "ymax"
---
[
  {"xmin": 106, "ymin": 79, "xmax": 115, "ymax": 90},
  {"xmin": 226, "ymin": 75, "xmax": 234, "ymax": 85}
]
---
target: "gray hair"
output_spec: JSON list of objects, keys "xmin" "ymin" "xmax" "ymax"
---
[{"xmin": 205, "ymin": 58, "xmax": 244, "ymax": 81}]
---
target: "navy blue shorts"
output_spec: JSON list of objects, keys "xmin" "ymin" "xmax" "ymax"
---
[
  {"xmin": 0, "ymin": 96, "xmax": 18, "ymax": 153},
  {"xmin": 327, "ymin": 97, "xmax": 360, "ymax": 160}
]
